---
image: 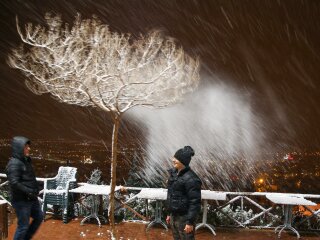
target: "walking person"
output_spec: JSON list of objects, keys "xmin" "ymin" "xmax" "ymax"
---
[
  {"xmin": 6, "ymin": 136, "xmax": 43, "ymax": 240},
  {"xmin": 166, "ymin": 146, "xmax": 202, "ymax": 240}
]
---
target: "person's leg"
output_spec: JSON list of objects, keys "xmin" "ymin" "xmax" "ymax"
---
[
  {"xmin": 176, "ymin": 215, "xmax": 195, "ymax": 240},
  {"xmin": 24, "ymin": 200, "xmax": 43, "ymax": 240},
  {"xmin": 12, "ymin": 201, "xmax": 32, "ymax": 240},
  {"xmin": 170, "ymin": 215, "xmax": 181, "ymax": 240}
]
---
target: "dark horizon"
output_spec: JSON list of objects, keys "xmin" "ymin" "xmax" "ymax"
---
[{"xmin": 1, "ymin": 0, "xmax": 320, "ymax": 150}]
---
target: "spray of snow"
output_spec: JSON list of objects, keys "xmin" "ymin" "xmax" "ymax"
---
[{"xmin": 128, "ymin": 82, "xmax": 268, "ymax": 190}]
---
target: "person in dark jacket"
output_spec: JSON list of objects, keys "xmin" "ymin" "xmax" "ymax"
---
[
  {"xmin": 166, "ymin": 146, "xmax": 202, "ymax": 240},
  {"xmin": 6, "ymin": 136, "xmax": 43, "ymax": 240}
]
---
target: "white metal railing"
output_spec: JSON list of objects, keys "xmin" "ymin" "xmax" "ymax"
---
[
  {"xmin": 123, "ymin": 190, "xmax": 320, "ymax": 232},
  {"xmin": 208, "ymin": 193, "xmax": 320, "ymax": 229},
  {"xmin": 1, "ymin": 174, "xmax": 320, "ymax": 232},
  {"xmin": 0, "ymin": 173, "xmax": 46, "ymax": 182}
]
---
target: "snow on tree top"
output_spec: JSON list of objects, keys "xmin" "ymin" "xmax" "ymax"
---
[
  {"xmin": 70, "ymin": 184, "xmax": 121, "ymax": 195},
  {"xmin": 266, "ymin": 194, "xmax": 317, "ymax": 206}
]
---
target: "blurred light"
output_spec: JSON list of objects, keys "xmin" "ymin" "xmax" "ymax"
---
[{"xmin": 284, "ymin": 153, "xmax": 294, "ymax": 161}]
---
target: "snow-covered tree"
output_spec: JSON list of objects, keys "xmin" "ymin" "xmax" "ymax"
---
[{"xmin": 8, "ymin": 13, "xmax": 200, "ymax": 236}]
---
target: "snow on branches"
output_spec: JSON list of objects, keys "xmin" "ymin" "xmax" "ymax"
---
[{"xmin": 8, "ymin": 13, "xmax": 200, "ymax": 115}]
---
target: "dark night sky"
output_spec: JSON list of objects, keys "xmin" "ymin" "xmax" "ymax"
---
[{"xmin": 0, "ymin": 0, "xmax": 320, "ymax": 149}]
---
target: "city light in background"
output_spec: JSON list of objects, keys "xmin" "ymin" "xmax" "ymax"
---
[{"xmin": 1, "ymin": 0, "xmax": 320, "ymax": 193}]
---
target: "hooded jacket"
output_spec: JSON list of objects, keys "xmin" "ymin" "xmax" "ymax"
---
[
  {"xmin": 166, "ymin": 166, "xmax": 202, "ymax": 225},
  {"xmin": 5, "ymin": 136, "xmax": 39, "ymax": 202}
]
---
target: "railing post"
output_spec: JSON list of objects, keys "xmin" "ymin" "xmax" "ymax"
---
[{"xmin": 0, "ymin": 200, "xmax": 8, "ymax": 240}]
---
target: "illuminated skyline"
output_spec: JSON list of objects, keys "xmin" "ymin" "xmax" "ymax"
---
[{"xmin": 0, "ymin": 138, "xmax": 319, "ymax": 192}]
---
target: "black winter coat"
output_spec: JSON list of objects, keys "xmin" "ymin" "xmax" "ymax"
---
[
  {"xmin": 167, "ymin": 166, "xmax": 202, "ymax": 224},
  {"xmin": 5, "ymin": 136, "xmax": 39, "ymax": 202}
]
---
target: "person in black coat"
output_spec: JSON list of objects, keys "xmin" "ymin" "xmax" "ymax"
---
[
  {"xmin": 166, "ymin": 146, "xmax": 202, "ymax": 240},
  {"xmin": 6, "ymin": 136, "xmax": 43, "ymax": 240}
]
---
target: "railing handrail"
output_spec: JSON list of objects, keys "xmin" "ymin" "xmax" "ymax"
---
[
  {"xmin": 1, "ymin": 172, "xmax": 320, "ymax": 233},
  {"xmin": 226, "ymin": 191, "xmax": 320, "ymax": 199},
  {"xmin": 0, "ymin": 173, "xmax": 46, "ymax": 182}
]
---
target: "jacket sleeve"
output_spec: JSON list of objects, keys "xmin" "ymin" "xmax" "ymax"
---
[
  {"xmin": 6, "ymin": 161, "xmax": 34, "ymax": 194},
  {"xmin": 185, "ymin": 178, "xmax": 202, "ymax": 225},
  {"xmin": 166, "ymin": 169, "xmax": 173, "ymax": 214}
]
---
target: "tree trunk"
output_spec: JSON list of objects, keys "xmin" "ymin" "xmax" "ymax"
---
[{"xmin": 108, "ymin": 115, "xmax": 120, "ymax": 239}]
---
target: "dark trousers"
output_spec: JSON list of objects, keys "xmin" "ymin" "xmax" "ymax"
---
[
  {"xmin": 170, "ymin": 214, "xmax": 195, "ymax": 240},
  {"xmin": 12, "ymin": 200, "xmax": 43, "ymax": 240}
]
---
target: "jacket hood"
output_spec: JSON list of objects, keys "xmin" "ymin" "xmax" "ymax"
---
[{"xmin": 12, "ymin": 136, "xmax": 30, "ymax": 159}]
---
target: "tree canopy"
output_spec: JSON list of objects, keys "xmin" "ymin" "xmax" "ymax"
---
[{"xmin": 8, "ymin": 14, "xmax": 200, "ymax": 116}]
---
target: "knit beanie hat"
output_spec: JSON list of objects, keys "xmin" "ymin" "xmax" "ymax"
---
[{"xmin": 174, "ymin": 146, "xmax": 195, "ymax": 166}]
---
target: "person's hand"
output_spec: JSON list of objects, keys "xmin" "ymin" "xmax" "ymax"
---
[
  {"xmin": 166, "ymin": 215, "xmax": 171, "ymax": 225},
  {"xmin": 184, "ymin": 224, "xmax": 193, "ymax": 234}
]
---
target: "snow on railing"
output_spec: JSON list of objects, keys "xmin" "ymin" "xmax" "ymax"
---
[
  {"xmin": 1, "ymin": 173, "xmax": 320, "ymax": 231},
  {"xmin": 129, "ymin": 188, "xmax": 320, "ymax": 231},
  {"xmin": 0, "ymin": 173, "xmax": 46, "ymax": 182}
]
